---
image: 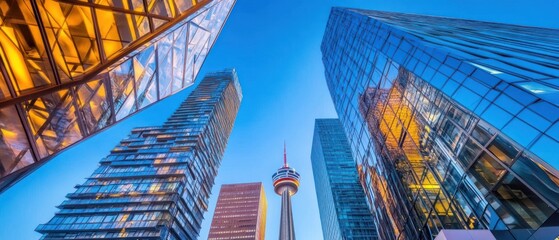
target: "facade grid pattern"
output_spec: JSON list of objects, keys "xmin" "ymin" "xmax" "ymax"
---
[
  {"xmin": 311, "ymin": 118, "xmax": 378, "ymax": 239},
  {"xmin": 322, "ymin": 8, "xmax": 559, "ymax": 240},
  {"xmin": 208, "ymin": 182, "xmax": 267, "ymax": 240},
  {"xmin": 35, "ymin": 69, "xmax": 242, "ymax": 239}
]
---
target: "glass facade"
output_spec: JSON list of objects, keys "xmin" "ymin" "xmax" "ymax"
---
[
  {"xmin": 311, "ymin": 118, "xmax": 377, "ymax": 239},
  {"xmin": 0, "ymin": 0, "xmax": 236, "ymax": 190},
  {"xmin": 35, "ymin": 69, "xmax": 242, "ymax": 240},
  {"xmin": 322, "ymin": 8, "xmax": 559, "ymax": 240},
  {"xmin": 208, "ymin": 182, "xmax": 267, "ymax": 240}
]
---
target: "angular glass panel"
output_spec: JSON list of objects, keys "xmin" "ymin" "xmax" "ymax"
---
[
  {"xmin": 471, "ymin": 124, "xmax": 492, "ymax": 146},
  {"xmin": 109, "ymin": 58, "xmax": 137, "ymax": 120},
  {"xmin": 152, "ymin": 18, "xmax": 169, "ymax": 29},
  {"xmin": 0, "ymin": 0, "xmax": 55, "ymax": 94},
  {"xmin": 470, "ymin": 152, "xmax": 507, "ymax": 188},
  {"xmin": 492, "ymin": 174, "xmax": 556, "ymax": 229},
  {"xmin": 174, "ymin": 0, "xmax": 194, "ymax": 13},
  {"xmin": 138, "ymin": 73, "xmax": 156, "ymax": 109},
  {"xmin": 446, "ymin": 105, "xmax": 471, "ymax": 128},
  {"xmin": 148, "ymin": 0, "xmax": 176, "ymax": 18},
  {"xmin": 529, "ymin": 135, "xmax": 559, "ymax": 171},
  {"xmin": 502, "ymin": 119, "xmax": 540, "ymax": 148},
  {"xmin": 487, "ymin": 136, "xmax": 519, "ymax": 165},
  {"xmin": 0, "ymin": 105, "xmax": 34, "ymax": 176},
  {"xmin": 39, "ymin": 2, "xmax": 100, "ymax": 79},
  {"xmin": 132, "ymin": 44, "xmax": 157, "ymax": 109},
  {"xmin": 94, "ymin": 0, "xmax": 145, "ymax": 12},
  {"xmin": 440, "ymin": 119, "xmax": 462, "ymax": 151},
  {"xmin": 25, "ymin": 89, "xmax": 83, "ymax": 156},
  {"xmin": 0, "ymin": 70, "xmax": 11, "ymax": 100},
  {"xmin": 511, "ymin": 154, "xmax": 559, "ymax": 208},
  {"xmin": 157, "ymin": 33, "xmax": 174, "ymax": 99},
  {"xmin": 457, "ymin": 138, "xmax": 482, "ymax": 167},
  {"xmin": 96, "ymin": 9, "xmax": 150, "ymax": 58},
  {"xmin": 75, "ymin": 79, "xmax": 112, "ymax": 133},
  {"xmin": 171, "ymin": 25, "xmax": 187, "ymax": 94}
]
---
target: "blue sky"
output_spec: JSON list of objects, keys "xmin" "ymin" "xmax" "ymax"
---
[{"xmin": 1, "ymin": 0, "xmax": 558, "ymax": 239}]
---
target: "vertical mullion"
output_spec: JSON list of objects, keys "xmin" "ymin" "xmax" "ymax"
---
[{"xmin": 30, "ymin": 0, "xmax": 62, "ymax": 85}]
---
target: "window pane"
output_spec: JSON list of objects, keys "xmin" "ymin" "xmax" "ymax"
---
[
  {"xmin": 0, "ymin": 105, "xmax": 34, "ymax": 176},
  {"xmin": 492, "ymin": 174, "xmax": 556, "ymax": 229},
  {"xmin": 457, "ymin": 138, "xmax": 482, "ymax": 167},
  {"xmin": 470, "ymin": 152, "xmax": 506, "ymax": 188},
  {"xmin": 487, "ymin": 136, "xmax": 519, "ymax": 165},
  {"xmin": 511, "ymin": 154, "xmax": 559, "ymax": 208},
  {"xmin": 471, "ymin": 124, "xmax": 492, "ymax": 146}
]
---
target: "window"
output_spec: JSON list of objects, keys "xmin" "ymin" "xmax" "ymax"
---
[
  {"xmin": 511, "ymin": 154, "xmax": 559, "ymax": 208},
  {"xmin": 470, "ymin": 152, "xmax": 506, "ymax": 188},
  {"xmin": 487, "ymin": 136, "xmax": 519, "ymax": 165},
  {"xmin": 492, "ymin": 174, "xmax": 556, "ymax": 229}
]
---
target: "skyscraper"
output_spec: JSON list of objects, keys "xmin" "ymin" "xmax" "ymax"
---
[
  {"xmin": 36, "ymin": 69, "xmax": 242, "ymax": 239},
  {"xmin": 311, "ymin": 118, "xmax": 377, "ymax": 239},
  {"xmin": 0, "ymin": 0, "xmax": 236, "ymax": 191},
  {"xmin": 322, "ymin": 8, "xmax": 559, "ymax": 240},
  {"xmin": 272, "ymin": 145, "xmax": 300, "ymax": 240},
  {"xmin": 208, "ymin": 182, "xmax": 267, "ymax": 240}
]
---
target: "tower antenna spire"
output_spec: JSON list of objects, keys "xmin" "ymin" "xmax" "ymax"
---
[{"xmin": 283, "ymin": 141, "xmax": 288, "ymax": 167}]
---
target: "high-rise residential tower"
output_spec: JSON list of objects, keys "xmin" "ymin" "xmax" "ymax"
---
[
  {"xmin": 272, "ymin": 145, "xmax": 301, "ymax": 240},
  {"xmin": 322, "ymin": 8, "xmax": 559, "ymax": 240},
  {"xmin": 208, "ymin": 182, "xmax": 267, "ymax": 240},
  {"xmin": 0, "ymin": 0, "xmax": 236, "ymax": 191},
  {"xmin": 36, "ymin": 69, "xmax": 242, "ymax": 239},
  {"xmin": 311, "ymin": 118, "xmax": 377, "ymax": 239}
]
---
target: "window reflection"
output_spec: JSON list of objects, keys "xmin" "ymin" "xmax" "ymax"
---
[
  {"xmin": 471, "ymin": 124, "xmax": 492, "ymax": 146},
  {"xmin": 0, "ymin": 106, "xmax": 34, "ymax": 175},
  {"xmin": 493, "ymin": 174, "xmax": 556, "ymax": 229},
  {"xmin": 457, "ymin": 138, "xmax": 482, "ymax": 167},
  {"xmin": 511, "ymin": 154, "xmax": 559, "ymax": 208},
  {"xmin": 487, "ymin": 136, "xmax": 519, "ymax": 165},
  {"xmin": 470, "ymin": 152, "xmax": 506, "ymax": 188},
  {"xmin": 0, "ymin": 0, "xmax": 54, "ymax": 95},
  {"xmin": 25, "ymin": 89, "xmax": 83, "ymax": 157}
]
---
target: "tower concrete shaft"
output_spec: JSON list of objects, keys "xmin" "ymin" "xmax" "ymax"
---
[{"xmin": 279, "ymin": 190, "xmax": 296, "ymax": 240}]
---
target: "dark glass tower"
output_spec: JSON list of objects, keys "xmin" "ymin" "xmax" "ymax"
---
[
  {"xmin": 322, "ymin": 8, "xmax": 559, "ymax": 240},
  {"xmin": 0, "ymin": 0, "xmax": 236, "ymax": 191},
  {"xmin": 36, "ymin": 69, "xmax": 242, "ymax": 239},
  {"xmin": 311, "ymin": 119, "xmax": 377, "ymax": 239}
]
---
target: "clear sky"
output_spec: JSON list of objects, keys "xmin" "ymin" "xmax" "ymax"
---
[{"xmin": 1, "ymin": 1, "xmax": 558, "ymax": 240}]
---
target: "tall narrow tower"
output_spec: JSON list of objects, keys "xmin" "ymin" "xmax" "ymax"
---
[{"xmin": 272, "ymin": 144, "xmax": 300, "ymax": 240}]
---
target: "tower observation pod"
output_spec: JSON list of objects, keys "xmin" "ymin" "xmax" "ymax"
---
[{"xmin": 272, "ymin": 143, "xmax": 301, "ymax": 240}]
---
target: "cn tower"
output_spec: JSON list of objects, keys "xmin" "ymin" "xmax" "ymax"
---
[{"xmin": 272, "ymin": 143, "xmax": 300, "ymax": 240}]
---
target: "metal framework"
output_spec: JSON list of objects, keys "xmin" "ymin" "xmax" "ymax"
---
[{"xmin": 0, "ymin": 0, "xmax": 236, "ymax": 191}]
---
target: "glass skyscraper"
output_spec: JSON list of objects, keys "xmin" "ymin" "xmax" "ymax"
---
[
  {"xmin": 35, "ymin": 69, "xmax": 242, "ymax": 239},
  {"xmin": 0, "ymin": 0, "xmax": 235, "ymax": 191},
  {"xmin": 322, "ymin": 8, "xmax": 559, "ymax": 240},
  {"xmin": 208, "ymin": 182, "xmax": 267, "ymax": 240},
  {"xmin": 311, "ymin": 118, "xmax": 377, "ymax": 239}
]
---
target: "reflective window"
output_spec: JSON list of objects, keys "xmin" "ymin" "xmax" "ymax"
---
[
  {"xmin": 0, "ymin": 105, "xmax": 34, "ymax": 175},
  {"xmin": 470, "ymin": 152, "xmax": 506, "ymax": 188},
  {"xmin": 511, "ymin": 154, "xmax": 559, "ymax": 208},
  {"xmin": 487, "ymin": 136, "xmax": 519, "ymax": 165},
  {"xmin": 471, "ymin": 124, "xmax": 492, "ymax": 146},
  {"xmin": 492, "ymin": 174, "xmax": 556, "ymax": 229},
  {"xmin": 0, "ymin": 72, "xmax": 10, "ymax": 100},
  {"xmin": 457, "ymin": 138, "xmax": 482, "ymax": 167}
]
